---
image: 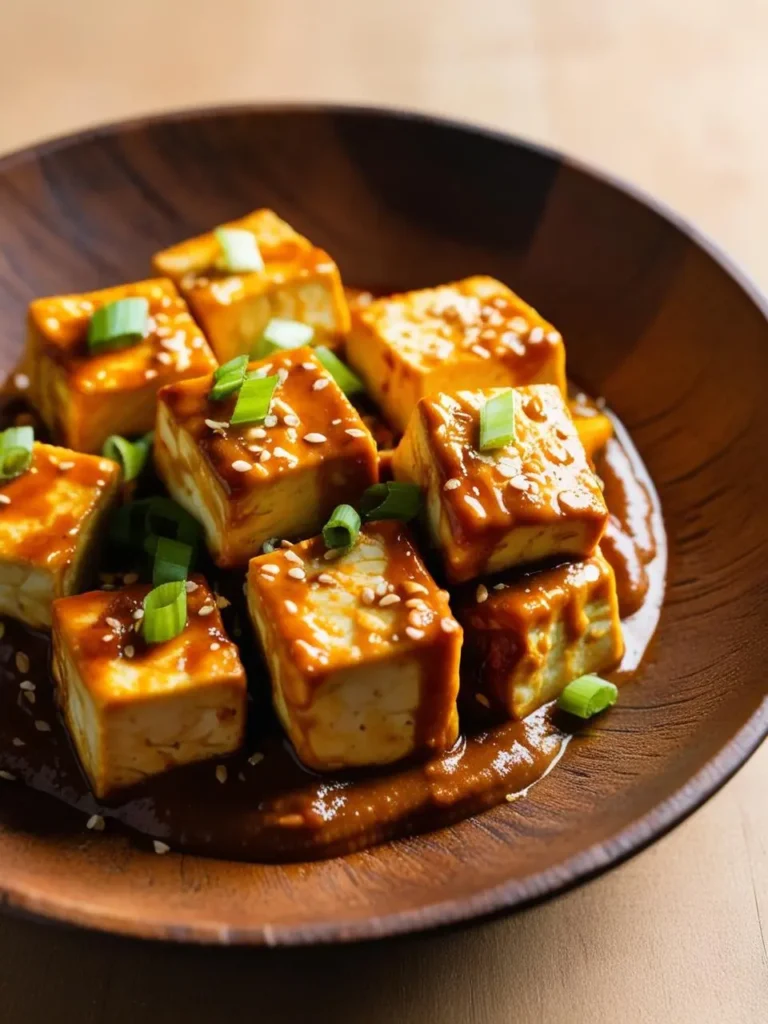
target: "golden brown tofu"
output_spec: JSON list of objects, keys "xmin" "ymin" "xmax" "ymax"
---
[
  {"xmin": 568, "ymin": 392, "xmax": 613, "ymax": 461},
  {"xmin": 346, "ymin": 276, "xmax": 566, "ymax": 431},
  {"xmin": 393, "ymin": 385, "xmax": 608, "ymax": 583},
  {"xmin": 52, "ymin": 576, "xmax": 247, "ymax": 798},
  {"xmin": 246, "ymin": 521, "xmax": 462, "ymax": 771},
  {"xmin": 24, "ymin": 278, "xmax": 217, "ymax": 453},
  {"xmin": 152, "ymin": 209, "xmax": 350, "ymax": 364},
  {"xmin": 0, "ymin": 444, "xmax": 119, "ymax": 628},
  {"xmin": 155, "ymin": 347, "xmax": 378, "ymax": 567},
  {"xmin": 457, "ymin": 552, "xmax": 624, "ymax": 719}
]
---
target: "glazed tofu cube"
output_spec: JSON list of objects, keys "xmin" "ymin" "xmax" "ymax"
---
[
  {"xmin": 152, "ymin": 209, "xmax": 350, "ymax": 364},
  {"xmin": 457, "ymin": 552, "xmax": 623, "ymax": 719},
  {"xmin": 393, "ymin": 385, "xmax": 608, "ymax": 583},
  {"xmin": 25, "ymin": 279, "xmax": 217, "ymax": 454},
  {"xmin": 51, "ymin": 576, "xmax": 247, "ymax": 798},
  {"xmin": 155, "ymin": 347, "xmax": 378, "ymax": 567},
  {"xmin": 246, "ymin": 521, "xmax": 462, "ymax": 771},
  {"xmin": 346, "ymin": 276, "xmax": 566, "ymax": 432},
  {"xmin": 0, "ymin": 444, "xmax": 119, "ymax": 628}
]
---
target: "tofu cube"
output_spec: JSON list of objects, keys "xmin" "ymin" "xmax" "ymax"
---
[
  {"xmin": 393, "ymin": 385, "xmax": 608, "ymax": 583},
  {"xmin": 457, "ymin": 552, "xmax": 623, "ymax": 719},
  {"xmin": 155, "ymin": 347, "xmax": 378, "ymax": 567},
  {"xmin": 246, "ymin": 521, "xmax": 462, "ymax": 771},
  {"xmin": 51, "ymin": 576, "xmax": 247, "ymax": 798},
  {"xmin": 0, "ymin": 444, "xmax": 119, "ymax": 628},
  {"xmin": 25, "ymin": 278, "xmax": 218, "ymax": 453},
  {"xmin": 346, "ymin": 276, "xmax": 566, "ymax": 431},
  {"xmin": 152, "ymin": 208, "xmax": 350, "ymax": 364}
]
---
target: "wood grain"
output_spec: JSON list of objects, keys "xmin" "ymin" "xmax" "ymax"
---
[{"xmin": 0, "ymin": 2, "xmax": 765, "ymax": 1022}]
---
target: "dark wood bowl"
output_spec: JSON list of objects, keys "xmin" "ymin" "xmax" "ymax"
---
[{"xmin": 0, "ymin": 105, "xmax": 765, "ymax": 945}]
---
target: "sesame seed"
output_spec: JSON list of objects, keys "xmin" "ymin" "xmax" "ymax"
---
[
  {"xmin": 145, "ymin": 369, "xmax": 158, "ymax": 379},
  {"xmin": 11, "ymin": 738, "xmax": 24, "ymax": 747},
  {"xmin": 312, "ymin": 378, "xmax": 329, "ymax": 391},
  {"xmin": 405, "ymin": 626, "xmax": 425, "ymax": 640},
  {"xmin": 259, "ymin": 450, "xmax": 272, "ymax": 463},
  {"xmin": 302, "ymin": 361, "xmax": 315, "ymax": 370},
  {"xmin": 403, "ymin": 582, "xmax": 429, "ymax": 596},
  {"xmin": 379, "ymin": 593, "xmax": 401, "ymax": 607},
  {"xmin": 546, "ymin": 330, "xmax": 561, "ymax": 343},
  {"xmin": 277, "ymin": 368, "xmax": 289, "ymax": 384},
  {"xmin": 249, "ymin": 427, "xmax": 267, "ymax": 439},
  {"xmin": 232, "ymin": 460, "xmax": 253, "ymax": 472},
  {"xmin": 444, "ymin": 478, "xmax": 461, "ymax": 491},
  {"xmin": 87, "ymin": 814, "xmax": 105, "ymax": 832},
  {"xmin": 157, "ymin": 351, "xmax": 173, "ymax": 365},
  {"xmin": 205, "ymin": 418, "xmax": 229, "ymax": 432},
  {"xmin": 476, "ymin": 693, "xmax": 491, "ymax": 708},
  {"xmin": 133, "ymin": 609, "xmax": 145, "ymax": 620},
  {"xmin": 273, "ymin": 446, "xmax": 293, "ymax": 460},
  {"xmin": 284, "ymin": 600, "xmax": 298, "ymax": 614},
  {"xmin": 58, "ymin": 461, "xmax": 75, "ymax": 471},
  {"xmin": 303, "ymin": 433, "xmax": 327, "ymax": 444},
  {"xmin": 216, "ymin": 595, "xmax": 231, "ymax": 609},
  {"xmin": 19, "ymin": 680, "xmax": 35, "ymax": 691},
  {"xmin": 23, "ymin": 691, "xmax": 35, "ymax": 704},
  {"xmin": 13, "ymin": 373, "xmax": 29, "ymax": 390},
  {"xmin": 317, "ymin": 573, "xmax": 335, "ymax": 585},
  {"xmin": 345, "ymin": 428, "xmax": 366, "ymax": 438},
  {"xmin": 101, "ymin": 634, "xmax": 114, "ymax": 642},
  {"xmin": 471, "ymin": 345, "xmax": 490, "ymax": 359},
  {"xmin": 283, "ymin": 414, "xmax": 300, "ymax": 427},
  {"xmin": 247, "ymin": 445, "xmax": 263, "ymax": 454},
  {"xmin": 105, "ymin": 617, "xmax": 121, "ymax": 631},
  {"xmin": 0, "ymin": 495, "xmax": 11, "ymax": 505},
  {"xmin": 331, "ymin": 418, "xmax": 342, "ymax": 425},
  {"xmin": 408, "ymin": 610, "xmax": 427, "ymax": 628},
  {"xmin": 0, "ymin": 770, "xmax": 16, "ymax": 782},
  {"xmin": 260, "ymin": 563, "xmax": 279, "ymax": 576},
  {"xmin": 198, "ymin": 605, "xmax": 215, "ymax": 616},
  {"xmin": 440, "ymin": 617, "xmax": 459, "ymax": 633},
  {"xmin": 464, "ymin": 495, "xmax": 487, "ymax": 518},
  {"xmin": 153, "ymin": 840, "xmax": 170, "ymax": 855},
  {"xmin": 284, "ymin": 550, "xmax": 304, "ymax": 565},
  {"xmin": 34, "ymin": 721, "xmax": 51, "ymax": 732},
  {"xmin": 528, "ymin": 326, "xmax": 544, "ymax": 343},
  {"xmin": 124, "ymin": 645, "xmax": 135, "ymax": 659},
  {"xmin": 216, "ymin": 764, "xmax": 228, "ymax": 784},
  {"xmin": 248, "ymin": 752, "xmax": 265, "ymax": 766},
  {"xmin": 96, "ymin": 479, "xmax": 106, "ymax": 486},
  {"xmin": 185, "ymin": 580, "xmax": 199, "ymax": 592},
  {"xmin": 15, "ymin": 652, "xmax": 30, "ymax": 673},
  {"xmin": 375, "ymin": 582, "xmax": 389, "ymax": 597},
  {"xmin": 264, "ymin": 414, "xmax": 278, "ymax": 428},
  {"xmin": 323, "ymin": 548, "xmax": 343, "ymax": 560},
  {"xmin": 476, "ymin": 585, "xmax": 489, "ymax": 603},
  {"xmin": 405, "ymin": 598, "xmax": 428, "ymax": 609},
  {"xmin": 361, "ymin": 587, "xmax": 375, "ymax": 606},
  {"xmin": 287, "ymin": 567, "xmax": 306, "ymax": 580}
]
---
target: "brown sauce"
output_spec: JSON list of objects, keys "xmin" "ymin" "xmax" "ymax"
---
[{"xmin": 0, "ymin": 397, "xmax": 666, "ymax": 863}]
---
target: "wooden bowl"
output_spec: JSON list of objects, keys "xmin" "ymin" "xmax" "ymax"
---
[{"xmin": 0, "ymin": 105, "xmax": 764, "ymax": 945}]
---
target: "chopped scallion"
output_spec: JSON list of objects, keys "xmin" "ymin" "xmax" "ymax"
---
[
  {"xmin": 557, "ymin": 675, "xmax": 618, "ymax": 719},
  {"xmin": 262, "ymin": 537, "xmax": 281, "ymax": 554},
  {"xmin": 152, "ymin": 537, "xmax": 193, "ymax": 586},
  {"xmin": 209, "ymin": 355, "xmax": 249, "ymax": 401},
  {"xmin": 251, "ymin": 318, "xmax": 314, "ymax": 359},
  {"xmin": 110, "ymin": 497, "xmax": 202, "ymax": 559},
  {"xmin": 0, "ymin": 425, "xmax": 34, "ymax": 482},
  {"xmin": 322, "ymin": 504, "xmax": 361, "ymax": 549},
  {"xmin": 214, "ymin": 227, "xmax": 265, "ymax": 274},
  {"xmin": 230, "ymin": 373, "xmax": 279, "ymax": 426},
  {"xmin": 102, "ymin": 432, "xmax": 153, "ymax": 481},
  {"xmin": 314, "ymin": 346, "xmax": 364, "ymax": 396},
  {"xmin": 87, "ymin": 297, "xmax": 148, "ymax": 353},
  {"xmin": 479, "ymin": 390, "xmax": 516, "ymax": 451},
  {"xmin": 359, "ymin": 481, "xmax": 421, "ymax": 523},
  {"xmin": 142, "ymin": 580, "xmax": 187, "ymax": 644}
]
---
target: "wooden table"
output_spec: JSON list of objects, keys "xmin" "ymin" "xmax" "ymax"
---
[{"xmin": 0, "ymin": 2, "xmax": 765, "ymax": 1020}]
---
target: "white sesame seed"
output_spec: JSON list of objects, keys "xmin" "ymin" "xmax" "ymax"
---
[
  {"xmin": 58, "ymin": 460, "xmax": 75, "ymax": 471},
  {"xmin": 279, "ymin": 540, "xmax": 293, "ymax": 548},
  {"xmin": 205, "ymin": 418, "xmax": 229, "ymax": 432},
  {"xmin": 23, "ymin": 691, "xmax": 35, "ymax": 704},
  {"xmin": 277, "ymin": 368, "xmax": 289, "ymax": 384},
  {"xmin": 260, "ymin": 563, "xmax": 279, "ymax": 576},
  {"xmin": 284, "ymin": 600, "xmax": 298, "ymax": 614},
  {"xmin": 249, "ymin": 427, "xmax": 267, "ymax": 439},
  {"xmin": 546, "ymin": 330, "xmax": 561, "ymax": 343},
  {"xmin": 0, "ymin": 770, "xmax": 17, "ymax": 782},
  {"xmin": 508, "ymin": 475, "xmax": 530, "ymax": 492},
  {"xmin": 317, "ymin": 573, "xmax": 335, "ymax": 585},
  {"xmin": 145, "ymin": 369, "xmax": 158, "ymax": 379},
  {"xmin": 247, "ymin": 445, "xmax": 263, "ymax": 454},
  {"xmin": 132, "ymin": 609, "xmax": 145, "ymax": 621},
  {"xmin": 323, "ymin": 548, "xmax": 343, "ymax": 560},
  {"xmin": 153, "ymin": 840, "xmax": 170, "ymax": 855},
  {"xmin": 345, "ymin": 428, "xmax": 366, "ymax": 438},
  {"xmin": 215, "ymin": 595, "xmax": 231, "ymax": 609},
  {"xmin": 471, "ymin": 345, "xmax": 490, "ymax": 359},
  {"xmin": 105, "ymin": 617, "xmax": 121, "ymax": 631},
  {"xmin": 312, "ymin": 378, "xmax": 330, "ymax": 391},
  {"xmin": 232, "ymin": 460, "xmax": 253, "ymax": 472},
  {"xmin": 375, "ymin": 582, "xmax": 389, "ymax": 597},
  {"xmin": 264, "ymin": 414, "xmax": 278, "ymax": 428},
  {"xmin": 440, "ymin": 617, "xmax": 459, "ymax": 633},
  {"xmin": 0, "ymin": 495, "xmax": 11, "ymax": 505},
  {"xmin": 198, "ymin": 605, "xmax": 215, "ymax": 616},
  {"xmin": 284, "ymin": 550, "xmax": 304, "ymax": 565},
  {"xmin": 282, "ymin": 414, "xmax": 299, "ymax": 427},
  {"xmin": 476, "ymin": 693, "xmax": 491, "ymax": 708},
  {"xmin": 273, "ymin": 446, "xmax": 293, "ymax": 460},
  {"xmin": 404, "ymin": 598, "xmax": 428, "ymax": 610},
  {"xmin": 302, "ymin": 361, "xmax": 315, "ymax": 370},
  {"xmin": 13, "ymin": 373, "xmax": 29, "ymax": 390},
  {"xmin": 403, "ymin": 582, "xmax": 428, "ymax": 596},
  {"xmin": 528, "ymin": 326, "xmax": 544, "ymax": 343},
  {"xmin": 101, "ymin": 633, "xmax": 114, "ymax": 642},
  {"xmin": 215, "ymin": 764, "xmax": 228, "ymax": 784},
  {"xmin": 87, "ymin": 814, "xmax": 105, "ymax": 832},
  {"xmin": 379, "ymin": 593, "xmax": 401, "ymax": 607},
  {"xmin": 405, "ymin": 626, "xmax": 425, "ymax": 640},
  {"xmin": 287, "ymin": 567, "xmax": 306, "ymax": 580},
  {"xmin": 464, "ymin": 495, "xmax": 487, "ymax": 518},
  {"xmin": 248, "ymin": 752, "xmax": 264, "ymax": 766},
  {"xmin": 12, "ymin": 738, "xmax": 24, "ymax": 747},
  {"xmin": 361, "ymin": 587, "xmax": 375, "ymax": 606},
  {"xmin": 124, "ymin": 645, "xmax": 135, "ymax": 659},
  {"xmin": 476, "ymin": 585, "xmax": 489, "ymax": 603},
  {"xmin": 19, "ymin": 680, "xmax": 35, "ymax": 691},
  {"xmin": 303, "ymin": 433, "xmax": 327, "ymax": 444},
  {"xmin": 444, "ymin": 478, "xmax": 461, "ymax": 491},
  {"xmin": 185, "ymin": 580, "xmax": 199, "ymax": 592},
  {"xmin": 34, "ymin": 721, "xmax": 51, "ymax": 732},
  {"xmin": 156, "ymin": 351, "xmax": 173, "ymax": 365},
  {"xmin": 15, "ymin": 652, "xmax": 30, "ymax": 673},
  {"xmin": 331, "ymin": 418, "xmax": 342, "ymax": 425},
  {"xmin": 259, "ymin": 449, "xmax": 272, "ymax": 463},
  {"xmin": 210, "ymin": 642, "xmax": 221, "ymax": 651}
]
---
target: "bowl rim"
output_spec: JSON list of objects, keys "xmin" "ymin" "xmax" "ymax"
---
[{"xmin": 0, "ymin": 102, "xmax": 765, "ymax": 946}]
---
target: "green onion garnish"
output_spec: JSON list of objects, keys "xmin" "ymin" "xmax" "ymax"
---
[
  {"xmin": 102, "ymin": 432, "xmax": 152, "ymax": 481},
  {"xmin": 87, "ymin": 297, "xmax": 149, "ymax": 353},
  {"xmin": 142, "ymin": 580, "xmax": 187, "ymax": 644},
  {"xmin": 479, "ymin": 389, "xmax": 516, "ymax": 451},
  {"xmin": 359, "ymin": 481, "xmax": 421, "ymax": 523},
  {"xmin": 0, "ymin": 425, "xmax": 34, "ymax": 482},
  {"xmin": 152, "ymin": 537, "xmax": 193, "ymax": 587},
  {"xmin": 110, "ymin": 497, "xmax": 202, "ymax": 559},
  {"xmin": 557, "ymin": 675, "xmax": 618, "ymax": 719},
  {"xmin": 314, "ymin": 346, "xmax": 364, "ymax": 396},
  {"xmin": 214, "ymin": 228, "xmax": 264, "ymax": 274},
  {"xmin": 251, "ymin": 318, "xmax": 314, "ymax": 359},
  {"xmin": 209, "ymin": 355, "xmax": 249, "ymax": 401},
  {"xmin": 323, "ymin": 504, "xmax": 361, "ymax": 549},
  {"xmin": 262, "ymin": 537, "xmax": 281, "ymax": 554},
  {"xmin": 230, "ymin": 373, "xmax": 279, "ymax": 426}
]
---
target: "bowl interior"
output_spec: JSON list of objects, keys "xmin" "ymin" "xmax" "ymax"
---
[{"xmin": 0, "ymin": 106, "xmax": 765, "ymax": 944}]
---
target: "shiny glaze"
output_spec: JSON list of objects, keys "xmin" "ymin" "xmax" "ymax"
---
[{"xmin": 0, "ymin": 400, "xmax": 665, "ymax": 862}]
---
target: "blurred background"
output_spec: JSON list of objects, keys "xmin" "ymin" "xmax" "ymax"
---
[{"xmin": 0, "ymin": 1, "xmax": 766, "ymax": 1022}]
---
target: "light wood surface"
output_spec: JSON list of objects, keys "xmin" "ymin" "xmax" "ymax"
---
[{"xmin": 0, "ymin": 1, "xmax": 765, "ymax": 1021}]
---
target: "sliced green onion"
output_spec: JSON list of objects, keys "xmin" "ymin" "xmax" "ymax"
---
[
  {"xmin": 230, "ymin": 373, "xmax": 279, "ymax": 426},
  {"xmin": 0, "ymin": 425, "xmax": 34, "ymax": 482},
  {"xmin": 214, "ymin": 227, "xmax": 264, "ymax": 274},
  {"xmin": 251, "ymin": 318, "xmax": 314, "ymax": 359},
  {"xmin": 479, "ymin": 389, "xmax": 516, "ymax": 451},
  {"xmin": 557, "ymin": 675, "xmax": 618, "ymax": 719},
  {"xmin": 87, "ymin": 297, "xmax": 148, "ymax": 353},
  {"xmin": 359, "ymin": 481, "xmax": 421, "ymax": 522},
  {"xmin": 209, "ymin": 354, "xmax": 248, "ymax": 401},
  {"xmin": 110, "ymin": 497, "xmax": 202, "ymax": 557},
  {"xmin": 262, "ymin": 537, "xmax": 281, "ymax": 554},
  {"xmin": 152, "ymin": 537, "xmax": 193, "ymax": 586},
  {"xmin": 102, "ymin": 432, "xmax": 152, "ymax": 481},
  {"xmin": 314, "ymin": 346, "xmax": 364, "ymax": 396},
  {"xmin": 142, "ymin": 580, "xmax": 187, "ymax": 644},
  {"xmin": 323, "ymin": 504, "xmax": 361, "ymax": 549}
]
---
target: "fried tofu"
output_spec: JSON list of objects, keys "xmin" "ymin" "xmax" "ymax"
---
[
  {"xmin": 0, "ymin": 444, "xmax": 119, "ymax": 628},
  {"xmin": 155, "ymin": 347, "xmax": 378, "ymax": 567},
  {"xmin": 25, "ymin": 279, "xmax": 217, "ymax": 453},
  {"xmin": 346, "ymin": 276, "xmax": 566, "ymax": 431},
  {"xmin": 246, "ymin": 521, "xmax": 462, "ymax": 771},
  {"xmin": 568, "ymin": 393, "xmax": 613, "ymax": 461},
  {"xmin": 393, "ymin": 385, "xmax": 608, "ymax": 583},
  {"xmin": 457, "ymin": 552, "xmax": 623, "ymax": 719},
  {"xmin": 152, "ymin": 209, "xmax": 350, "ymax": 364},
  {"xmin": 51, "ymin": 576, "xmax": 247, "ymax": 798}
]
